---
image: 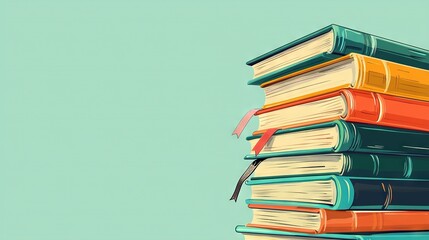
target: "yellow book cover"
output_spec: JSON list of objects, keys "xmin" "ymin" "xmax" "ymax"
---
[{"xmin": 261, "ymin": 53, "xmax": 429, "ymax": 109}]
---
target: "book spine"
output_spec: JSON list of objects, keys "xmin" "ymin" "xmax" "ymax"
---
[
  {"xmin": 341, "ymin": 90, "xmax": 380, "ymax": 123},
  {"xmin": 332, "ymin": 176, "xmax": 355, "ymax": 210},
  {"xmin": 332, "ymin": 120, "xmax": 357, "ymax": 153},
  {"xmin": 371, "ymin": 35, "xmax": 429, "ymax": 70},
  {"xmin": 331, "ymin": 25, "xmax": 376, "ymax": 56},
  {"xmin": 354, "ymin": 54, "xmax": 429, "ymax": 101},
  {"xmin": 336, "ymin": 121, "xmax": 429, "ymax": 156},
  {"xmin": 348, "ymin": 178, "xmax": 429, "ymax": 210},
  {"xmin": 343, "ymin": 154, "xmax": 390, "ymax": 177},
  {"xmin": 332, "ymin": 25, "xmax": 429, "ymax": 69},
  {"xmin": 374, "ymin": 93, "xmax": 429, "ymax": 132},
  {"xmin": 343, "ymin": 153, "xmax": 429, "ymax": 179},
  {"xmin": 322, "ymin": 208, "xmax": 429, "ymax": 233},
  {"xmin": 344, "ymin": 90, "xmax": 429, "ymax": 132}
]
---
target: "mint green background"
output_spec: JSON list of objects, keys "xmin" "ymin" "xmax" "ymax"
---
[{"xmin": 1, "ymin": 0, "xmax": 429, "ymax": 239}]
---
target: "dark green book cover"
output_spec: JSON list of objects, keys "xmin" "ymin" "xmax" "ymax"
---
[
  {"xmin": 246, "ymin": 120, "xmax": 429, "ymax": 159},
  {"xmin": 247, "ymin": 24, "xmax": 429, "ymax": 85},
  {"xmin": 248, "ymin": 153, "xmax": 429, "ymax": 180}
]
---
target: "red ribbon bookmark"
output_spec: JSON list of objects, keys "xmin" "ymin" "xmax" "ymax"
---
[
  {"xmin": 252, "ymin": 128, "xmax": 278, "ymax": 156},
  {"xmin": 232, "ymin": 109, "xmax": 259, "ymax": 138}
]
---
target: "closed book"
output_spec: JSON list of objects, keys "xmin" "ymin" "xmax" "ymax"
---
[
  {"xmin": 258, "ymin": 53, "xmax": 429, "ymax": 109},
  {"xmin": 254, "ymin": 89, "xmax": 429, "ymax": 135},
  {"xmin": 246, "ymin": 175, "xmax": 429, "ymax": 210},
  {"xmin": 236, "ymin": 225, "xmax": 429, "ymax": 240},
  {"xmin": 247, "ymin": 24, "xmax": 429, "ymax": 86},
  {"xmin": 247, "ymin": 204, "xmax": 429, "ymax": 234},
  {"xmin": 249, "ymin": 153, "xmax": 429, "ymax": 180},
  {"xmin": 246, "ymin": 120, "xmax": 429, "ymax": 159}
]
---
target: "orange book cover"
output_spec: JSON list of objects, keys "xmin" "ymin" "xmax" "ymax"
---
[
  {"xmin": 247, "ymin": 204, "xmax": 429, "ymax": 234},
  {"xmin": 253, "ymin": 89, "xmax": 429, "ymax": 135}
]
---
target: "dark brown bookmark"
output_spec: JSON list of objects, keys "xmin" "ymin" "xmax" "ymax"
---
[{"xmin": 230, "ymin": 158, "xmax": 266, "ymax": 202}]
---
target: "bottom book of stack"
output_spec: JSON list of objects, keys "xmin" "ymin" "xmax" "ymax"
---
[{"xmin": 236, "ymin": 225, "xmax": 429, "ymax": 240}]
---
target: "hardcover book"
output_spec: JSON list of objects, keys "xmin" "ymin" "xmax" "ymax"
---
[
  {"xmin": 247, "ymin": 24, "xmax": 429, "ymax": 86},
  {"xmin": 254, "ymin": 89, "xmax": 429, "ymax": 135},
  {"xmin": 249, "ymin": 153, "xmax": 429, "ymax": 180},
  {"xmin": 246, "ymin": 175, "xmax": 429, "ymax": 210},
  {"xmin": 246, "ymin": 120, "xmax": 429, "ymax": 159},
  {"xmin": 258, "ymin": 53, "xmax": 429, "ymax": 109},
  {"xmin": 236, "ymin": 225, "xmax": 429, "ymax": 240},
  {"xmin": 246, "ymin": 204, "xmax": 429, "ymax": 234}
]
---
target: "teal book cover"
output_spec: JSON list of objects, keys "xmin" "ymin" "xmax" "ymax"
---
[
  {"xmin": 236, "ymin": 226, "xmax": 429, "ymax": 239},
  {"xmin": 247, "ymin": 24, "xmax": 429, "ymax": 86},
  {"xmin": 2, "ymin": 1, "xmax": 429, "ymax": 240}
]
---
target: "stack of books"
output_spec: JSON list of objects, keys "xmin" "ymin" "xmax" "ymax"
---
[{"xmin": 232, "ymin": 25, "xmax": 429, "ymax": 239}]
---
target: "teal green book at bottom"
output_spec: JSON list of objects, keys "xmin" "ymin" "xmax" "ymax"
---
[{"xmin": 236, "ymin": 225, "xmax": 429, "ymax": 239}]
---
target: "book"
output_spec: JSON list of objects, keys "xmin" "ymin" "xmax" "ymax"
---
[
  {"xmin": 246, "ymin": 120, "xmax": 429, "ymax": 159},
  {"xmin": 247, "ymin": 204, "xmax": 429, "ymax": 234},
  {"xmin": 236, "ymin": 225, "xmax": 429, "ymax": 239},
  {"xmin": 257, "ymin": 53, "xmax": 429, "ymax": 109},
  {"xmin": 249, "ymin": 153, "xmax": 429, "ymax": 180},
  {"xmin": 254, "ymin": 89, "xmax": 429, "ymax": 135},
  {"xmin": 246, "ymin": 175, "xmax": 429, "ymax": 210},
  {"xmin": 247, "ymin": 24, "xmax": 429, "ymax": 86}
]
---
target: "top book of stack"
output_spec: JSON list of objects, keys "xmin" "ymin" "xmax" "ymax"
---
[{"xmin": 247, "ymin": 24, "xmax": 429, "ymax": 86}]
